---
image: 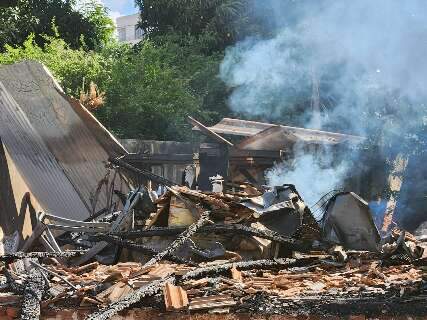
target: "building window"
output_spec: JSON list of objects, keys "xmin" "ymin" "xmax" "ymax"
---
[
  {"xmin": 118, "ymin": 27, "xmax": 126, "ymax": 41},
  {"xmin": 135, "ymin": 26, "xmax": 144, "ymax": 39}
]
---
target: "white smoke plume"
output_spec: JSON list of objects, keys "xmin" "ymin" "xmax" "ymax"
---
[
  {"xmin": 265, "ymin": 147, "xmax": 349, "ymax": 207},
  {"xmin": 220, "ymin": 0, "xmax": 427, "ymax": 205}
]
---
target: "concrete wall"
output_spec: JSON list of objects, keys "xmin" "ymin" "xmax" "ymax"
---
[{"xmin": 116, "ymin": 13, "xmax": 144, "ymax": 44}]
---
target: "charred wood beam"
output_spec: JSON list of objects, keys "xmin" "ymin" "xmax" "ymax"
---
[
  {"xmin": 90, "ymin": 234, "xmax": 195, "ymax": 265},
  {"xmin": 86, "ymin": 276, "xmax": 174, "ymax": 320},
  {"xmin": 20, "ymin": 268, "xmax": 49, "ymax": 320},
  {"xmin": 110, "ymin": 156, "xmax": 177, "ymax": 187},
  {"xmin": 180, "ymin": 257, "xmax": 320, "ymax": 281},
  {"xmin": 143, "ymin": 210, "xmax": 211, "ymax": 268},
  {"xmin": 0, "ymin": 250, "xmax": 88, "ymax": 263}
]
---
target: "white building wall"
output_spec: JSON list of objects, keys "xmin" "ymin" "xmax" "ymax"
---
[{"xmin": 116, "ymin": 13, "xmax": 144, "ymax": 44}]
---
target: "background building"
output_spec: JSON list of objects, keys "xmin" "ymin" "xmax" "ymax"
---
[{"xmin": 116, "ymin": 13, "xmax": 144, "ymax": 44}]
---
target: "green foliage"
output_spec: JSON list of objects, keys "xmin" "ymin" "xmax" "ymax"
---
[
  {"xmin": 0, "ymin": 0, "xmax": 115, "ymax": 51},
  {"xmin": 0, "ymin": 33, "xmax": 112, "ymax": 97},
  {"xmin": 137, "ymin": 0, "xmax": 261, "ymax": 52},
  {"xmin": 78, "ymin": 0, "xmax": 115, "ymax": 48},
  {"xmin": 100, "ymin": 38, "xmax": 222, "ymax": 140}
]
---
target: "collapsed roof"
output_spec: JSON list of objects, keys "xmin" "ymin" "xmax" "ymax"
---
[{"xmin": 194, "ymin": 117, "xmax": 365, "ymax": 151}]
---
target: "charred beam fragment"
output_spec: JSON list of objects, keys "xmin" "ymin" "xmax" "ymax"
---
[
  {"xmin": 179, "ymin": 258, "xmax": 319, "ymax": 281},
  {"xmin": 86, "ymin": 276, "xmax": 174, "ymax": 320},
  {"xmin": 143, "ymin": 210, "xmax": 211, "ymax": 268},
  {"xmin": 90, "ymin": 234, "xmax": 195, "ymax": 265},
  {"xmin": 0, "ymin": 250, "xmax": 88, "ymax": 263},
  {"xmin": 20, "ymin": 268, "xmax": 49, "ymax": 320},
  {"xmin": 30, "ymin": 261, "xmax": 78, "ymax": 291}
]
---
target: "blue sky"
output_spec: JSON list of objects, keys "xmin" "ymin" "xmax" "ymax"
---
[{"xmin": 101, "ymin": 0, "xmax": 138, "ymax": 21}]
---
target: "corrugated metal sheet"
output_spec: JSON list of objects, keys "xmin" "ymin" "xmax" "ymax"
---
[
  {"xmin": 0, "ymin": 81, "xmax": 88, "ymax": 220},
  {"xmin": 194, "ymin": 118, "xmax": 365, "ymax": 149},
  {"xmin": 0, "ymin": 61, "xmax": 128, "ymax": 220}
]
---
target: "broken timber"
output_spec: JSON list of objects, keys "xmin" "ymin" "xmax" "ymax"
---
[
  {"xmin": 180, "ymin": 258, "xmax": 302, "ymax": 281},
  {"xmin": 0, "ymin": 250, "xmax": 87, "ymax": 263},
  {"xmin": 86, "ymin": 211, "xmax": 211, "ymax": 319},
  {"xmin": 86, "ymin": 277, "xmax": 174, "ymax": 320},
  {"xmin": 143, "ymin": 210, "xmax": 211, "ymax": 268},
  {"xmin": 382, "ymin": 154, "xmax": 409, "ymax": 233},
  {"xmin": 188, "ymin": 116, "xmax": 234, "ymax": 147}
]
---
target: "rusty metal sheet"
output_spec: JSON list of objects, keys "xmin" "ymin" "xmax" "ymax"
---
[
  {"xmin": 195, "ymin": 118, "xmax": 365, "ymax": 149},
  {"xmin": 0, "ymin": 61, "xmax": 128, "ymax": 220}
]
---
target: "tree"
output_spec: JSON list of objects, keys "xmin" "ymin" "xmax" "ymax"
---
[
  {"xmin": 99, "ymin": 40, "xmax": 205, "ymax": 140},
  {"xmin": 0, "ymin": 0, "xmax": 114, "ymax": 51},
  {"xmin": 136, "ymin": 0, "xmax": 258, "ymax": 52},
  {"xmin": 78, "ymin": 0, "xmax": 115, "ymax": 48}
]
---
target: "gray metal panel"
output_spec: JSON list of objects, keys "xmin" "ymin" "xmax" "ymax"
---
[
  {"xmin": 323, "ymin": 192, "xmax": 380, "ymax": 251},
  {"xmin": 0, "ymin": 81, "xmax": 88, "ymax": 220}
]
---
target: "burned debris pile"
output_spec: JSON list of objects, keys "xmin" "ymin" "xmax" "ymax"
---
[
  {"xmin": 0, "ymin": 61, "xmax": 426, "ymax": 319},
  {"xmin": 1, "ymin": 180, "xmax": 426, "ymax": 319}
]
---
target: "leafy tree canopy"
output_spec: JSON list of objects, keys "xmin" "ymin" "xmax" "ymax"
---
[
  {"xmin": 0, "ymin": 0, "xmax": 114, "ymax": 51},
  {"xmin": 136, "ymin": 0, "xmax": 266, "ymax": 52}
]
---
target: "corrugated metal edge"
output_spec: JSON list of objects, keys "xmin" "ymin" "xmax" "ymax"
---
[
  {"xmin": 0, "ymin": 61, "xmax": 129, "ymax": 215},
  {"xmin": 0, "ymin": 80, "xmax": 89, "ymax": 220}
]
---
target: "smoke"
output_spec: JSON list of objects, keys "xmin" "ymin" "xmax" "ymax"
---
[
  {"xmin": 265, "ymin": 146, "xmax": 349, "ymax": 208},
  {"xmin": 220, "ymin": 0, "xmax": 427, "ymax": 205}
]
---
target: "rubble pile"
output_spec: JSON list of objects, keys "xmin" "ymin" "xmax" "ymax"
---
[{"xmin": 0, "ymin": 180, "xmax": 426, "ymax": 319}]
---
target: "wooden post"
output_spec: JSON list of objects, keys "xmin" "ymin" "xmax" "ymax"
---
[{"xmin": 381, "ymin": 154, "xmax": 408, "ymax": 233}]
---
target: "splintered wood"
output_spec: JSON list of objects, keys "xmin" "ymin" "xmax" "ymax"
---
[
  {"xmin": 0, "ymin": 184, "xmax": 425, "ymax": 319},
  {"xmin": 0, "ymin": 253, "xmax": 425, "ymax": 318}
]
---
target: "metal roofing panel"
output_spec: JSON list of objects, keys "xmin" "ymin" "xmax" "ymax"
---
[
  {"xmin": 0, "ymin": 81, "xmax": 88, "ymax": 220},
  {"xmin": 198, "ymin": 118, "xmax": 365, "ymax": 148},
  {"xmin": 0, "ymin": 61, "xmax": 128, "ymax": 219}
]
